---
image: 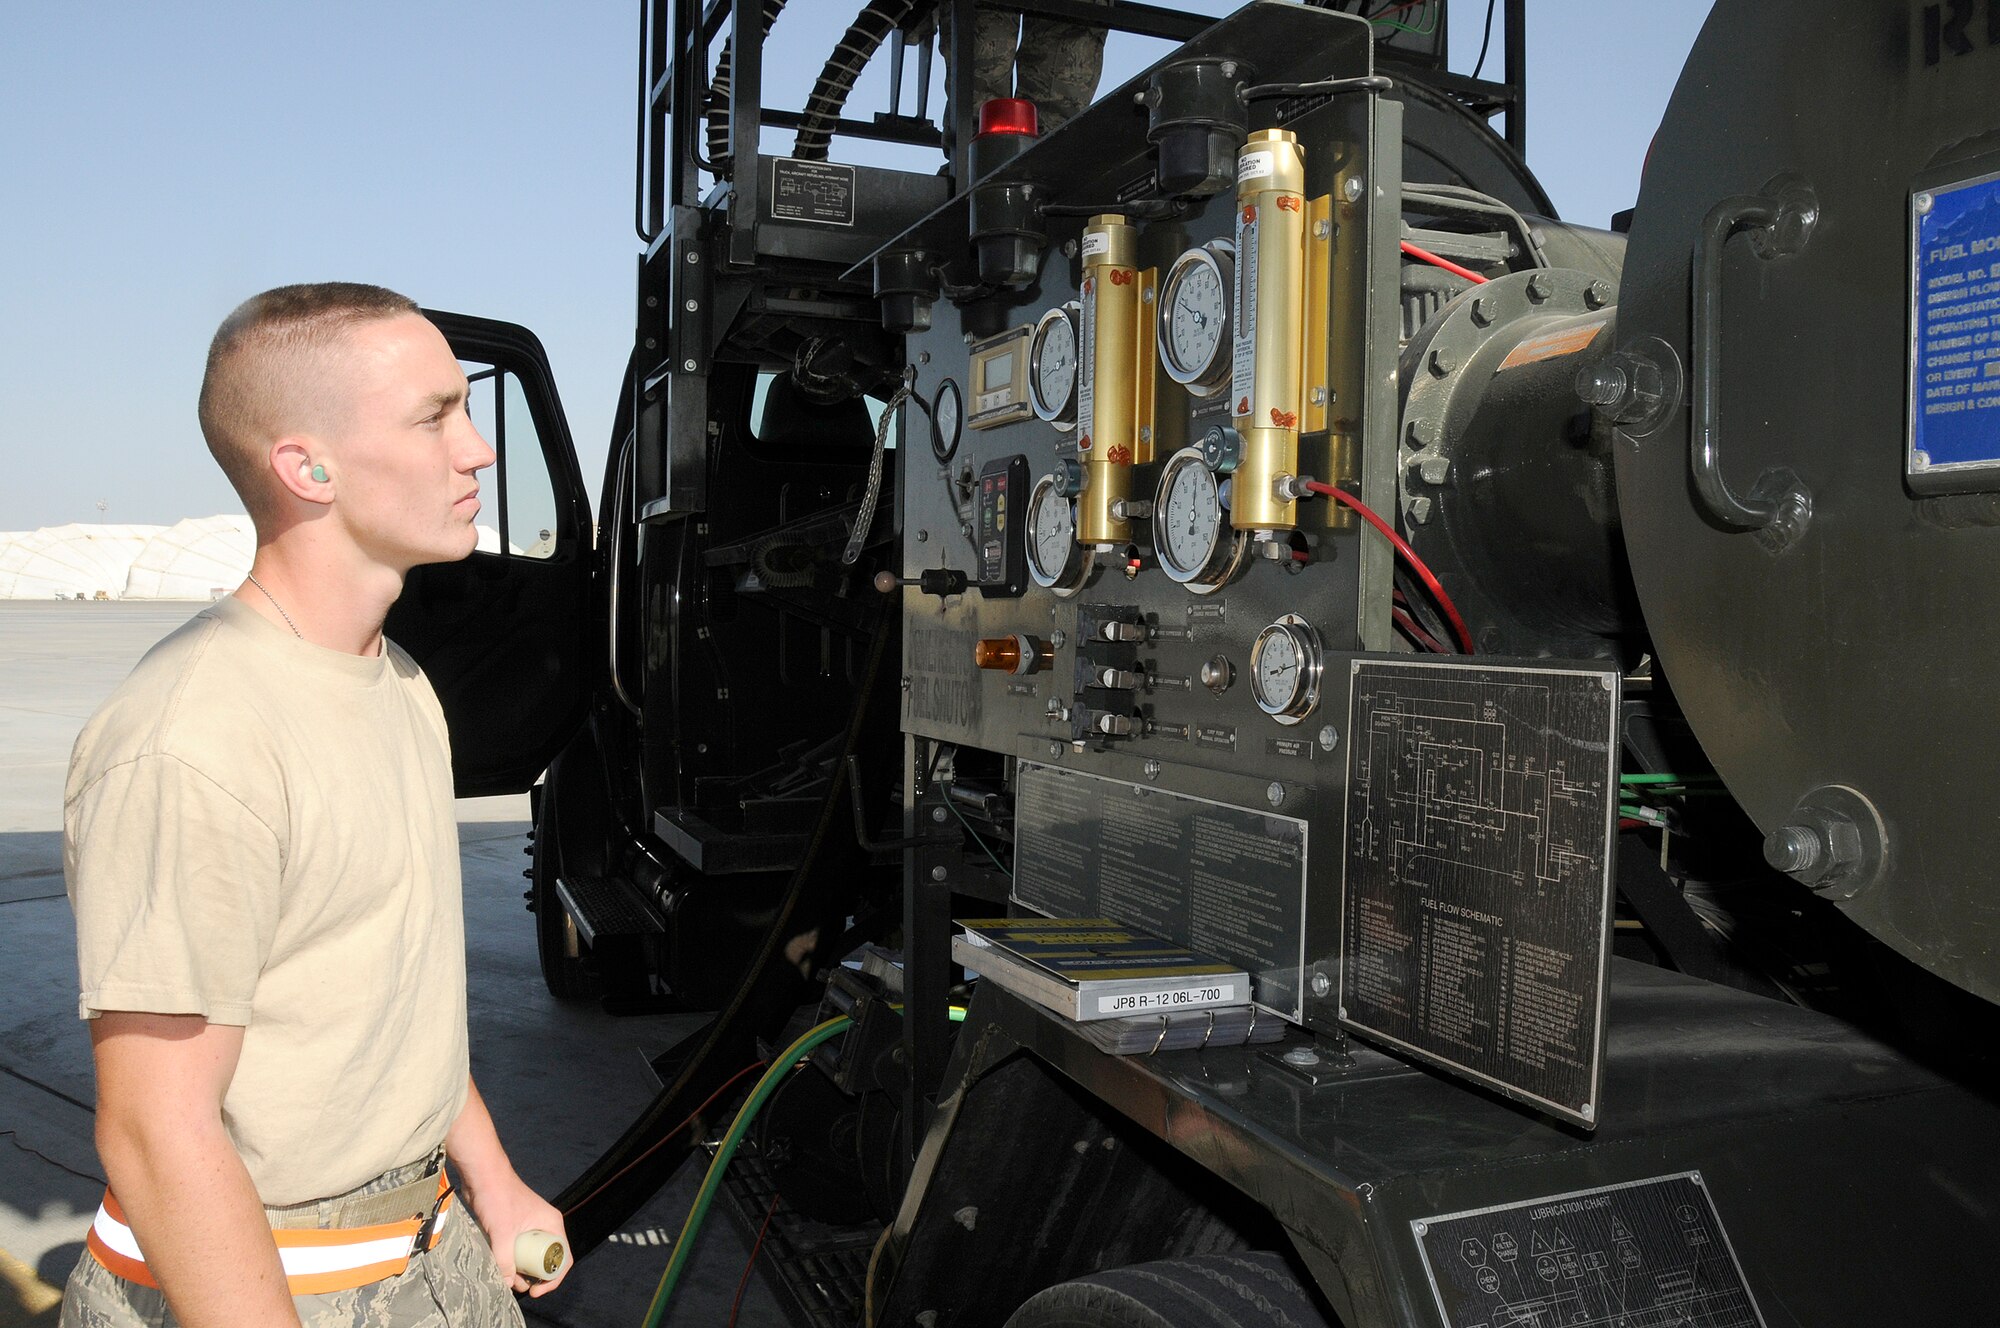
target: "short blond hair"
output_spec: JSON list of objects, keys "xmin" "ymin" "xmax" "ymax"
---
[{"xmin": 197, "ymin": 283, "xmax": 420, "ymax": 520}]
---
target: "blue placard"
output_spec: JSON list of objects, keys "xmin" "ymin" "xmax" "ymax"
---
[{"xmin": 1911, "ymin": 171, "xmax": 2000, "ymax": 479}]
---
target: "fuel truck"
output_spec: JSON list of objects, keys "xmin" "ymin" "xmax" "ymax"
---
[{"xmin": 379, "ymin": 0, "xmax": 2000, "ymax": 1322}]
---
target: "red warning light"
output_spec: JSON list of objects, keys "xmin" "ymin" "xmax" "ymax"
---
[{"xmin": 977, "ymin": 98, "xmax": 1039, "ymax": 138}]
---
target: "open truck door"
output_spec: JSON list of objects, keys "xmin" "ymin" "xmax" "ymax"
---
[{"xmin": 385, "ymin": 309, "xmax": 595, "ymax": 796}]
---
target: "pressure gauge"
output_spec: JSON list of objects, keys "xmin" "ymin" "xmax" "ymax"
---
[
  {"xmin": 1025, "ymin": 473, "xmax": 1094, "ymax": 596},
  {"xmin": 1249, "ymin": 614, "xmax": 1322, "ymax": 724},
  {"xmin": 1029, "ymin": 303, "xmax": 1080, "ymax": 429},
  {"xmin": 1157, "ymin": 242, "xmax": 1235, "ymax": 396},
  {"xmin": 931, "ymin": 378, "xmax": 963, "ymax": 463},
  {"xmin": 1153, "ymin": 447, "xmax": 1249, "ymax": 593}
]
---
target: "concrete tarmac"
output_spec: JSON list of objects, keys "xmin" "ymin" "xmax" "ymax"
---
[{"xmin": 0, "ymin": 601, "xmax": 783, "ymax": 1327}]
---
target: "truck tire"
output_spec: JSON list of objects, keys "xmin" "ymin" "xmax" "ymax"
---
[{"xmin": 1002, "ymin": 1253, "xmax": 1334, "ymax": 1328}]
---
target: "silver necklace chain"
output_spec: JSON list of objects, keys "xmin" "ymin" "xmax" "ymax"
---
[{"xmin": 244, "ymin": 572, "xmax": 303, "ymax": 639}]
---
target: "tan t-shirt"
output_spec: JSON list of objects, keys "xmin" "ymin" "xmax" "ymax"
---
[{"xmin": 65, "ymin": 595, "xmax": 470, "ymax": 1206}]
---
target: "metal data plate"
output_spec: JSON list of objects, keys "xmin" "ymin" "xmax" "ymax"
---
[
  {"xmin": 1908, "ymin": 167, "xmax": 2000, "ymax": 492},
  {"xmin": 1338, "ymin": 660, "xmax": 1618, "ymax": 1127},
  {"xmin": 767, "ymin": 158, "xmax": 856, "ymax": 227},
  {"xmin": 1413, "ymin": 1173, "xmax": 1767, "ymax": 1328},
  {"xmin": 1012, "ymin": 762, "xmax": 1308, "ymax": 1018}
]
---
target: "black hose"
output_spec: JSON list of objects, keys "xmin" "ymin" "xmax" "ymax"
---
[
  {"xmin": 551, "ymin": 605, "xmax": 897, "ymax": 1254},
  {"xmin": 792, "ymin": 0, "xmax": 920, "ymax": 161},
  {"xmin": 705, "ymin": 0, "xmax": 790, "ymax": 173}
]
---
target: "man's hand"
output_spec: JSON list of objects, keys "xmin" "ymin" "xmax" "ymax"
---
[
  {"xmin": 459, "ymin": 1169, "xmax": 571, "ymax": 1296},
  {"xmin": 445, "ymin": 1077, "xmax": 571, "ymax": 1297},
  {"xmin": 91, "ymin": 1012, "xmax": 303, "ymax": 1328}
]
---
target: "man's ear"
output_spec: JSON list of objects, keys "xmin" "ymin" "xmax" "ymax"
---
[{"xmin": 269, "ymin": 436, "xmax": 334, "ymax": 506}]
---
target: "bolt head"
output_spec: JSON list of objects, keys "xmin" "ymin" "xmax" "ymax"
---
[
  {"xmin": 1764, "ymin": 824, "xmax": 1822, "ymax": 873},
  {"xmin": 1318, "ymin": 724, "xmax": 1338, "ymax": 750},
  {"xmin": 1310, "ymin": 386, "xmax": 1329, "ymax": 406},
  {"xmin": 1429, "ymin": 348, "xmax": 1458, "ymax": 377},
  {"xmin": 1281, "ymin": 1045, "xmax": 1320, "ymax": 1067},
  {"xmin": 1408, "ymin": 495, "xmax": 1434, "ymax": 524},
  {"xmin": 930, "ymin": 865, "xmax": 949, "ymax": 882},
  {"xmin": 1342, "ymin": 176, "xmax": 1364, "ymax": 202},
  {"xmin": 1143, "ymin": 759, "xmax": 1162, "ymax": 780},
  {"xmin": 1766, "ymin": 812, "xmax": 1864, "ymax": 886},
  {"xmin": 1576, "ymin": 362, "xmax": 1629, "ymax": 407},
  {"xmin": 1406, "ymin": 419, "xmax": 1438, "ymax": 448},
  {"xmin": 1314, "ymin": 219, "xmax": 1332, "ymax": 239},
  {"xmin": 683, "ymin": 359, "xmax": 698, "ymax": 372},
  {"xmin": 1418, "ymin": 456, "xmax": 1452, "ymax": 486},
  {"xmin": 1310, "ymin": 973, "xmax": 1332, "ymax": 997},
  {"xmin": 1469, "ymin": 296, "xmax": 1496, "ymax": 327},
  {"xmin": 1266, "ymin": 781, "xmax": 1286, "ymax": 808},
  {"xmin": 1584, "ymin": 280, "xmax": 1612, "ymax": 310},
  {"xmin": 1915, "ymin": 192, "xmax": 1934, "ymax": 215},
  {"xmin": 932, "ymin": 806, "xmax": 949, "ymax": 823},
  {"xmin": 1526, "ymin": 274, "xmax": 1553, "ymax": 302},
  {"xmin": 684, "ymin": 298, "xmax": 699, "ymax": 312},
  {"xmin": 685, "ymin": 250, "xmax": 700, "ymax": 263}
]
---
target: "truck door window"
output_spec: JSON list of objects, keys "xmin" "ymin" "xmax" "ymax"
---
[
  {"xmin": 751, "ymin": 370, "xmax": 893, "ymax": 445},
  {"xmin": 462, "ymin": 362, "xmax": 561, "ymax": 559}
]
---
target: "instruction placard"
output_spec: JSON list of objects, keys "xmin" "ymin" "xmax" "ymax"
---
[
  {"xmin": 1910, "ymin": 170, "xmax": 2000, "ymax": 489},
  {"xmin": 768, "ymin": 159, "xmax": 855, "ymax": 227}
]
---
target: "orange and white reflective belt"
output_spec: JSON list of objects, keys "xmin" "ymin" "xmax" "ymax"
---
[{"xmin": 86, "ymin": 1178, "xmax": 454, "ymax": 1297}]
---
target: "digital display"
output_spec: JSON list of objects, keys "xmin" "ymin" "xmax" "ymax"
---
[
  {"xmin": 984, "ymin": 352, "xmax": 1014, "ymax": 393},
  {"xmin": 967, "ymin": 325, "xmax": 1036, "ymax": 430}
]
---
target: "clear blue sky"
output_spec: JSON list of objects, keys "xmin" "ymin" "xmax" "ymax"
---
[{"xmin": 0, "ymin": 2, "xmax": 1709, "ymax": 532}]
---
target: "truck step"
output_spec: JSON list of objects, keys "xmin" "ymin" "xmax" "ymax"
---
[
  {"xmin": 554, "ymin": 875, "xmax": 664, "ymax": 946},
  {"xmin": 718, "ymin": 1147, "xmax": 878, "ymax": 1328}
]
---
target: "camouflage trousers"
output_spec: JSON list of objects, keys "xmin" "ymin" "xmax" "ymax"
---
[
  {"xmin": 58, "ymin": 1155, "xmax": 525, "ymax": 1328},
  {"xmin": 944, "ymin": 0, "xmax": 1111, "ymax": 131}
]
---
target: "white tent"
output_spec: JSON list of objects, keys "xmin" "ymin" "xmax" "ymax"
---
[
  {"xmin": 0, "ymin": 524, "xmax": 163, "ymax": 599},
  {"xmin": 2, "ymin": 515, "xmax": 513, "ymax": 598},
  {"xmin": 123, "ymin": 515, "xmax": 256, "ymax": 600}
]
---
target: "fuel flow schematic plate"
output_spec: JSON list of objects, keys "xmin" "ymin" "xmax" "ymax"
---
[
  {"xmin": 1338, "ymin": 659, "xmax": 1618, "ymax": 1125},
  {"xmin": 1413, "ymin": 1173, "xmax": 1767, "ymax": 1328}
]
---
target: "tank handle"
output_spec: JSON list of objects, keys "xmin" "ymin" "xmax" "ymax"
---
[{"xmin": 1690, "ymin": 177, "xmax": 1819, "ymax": 551}]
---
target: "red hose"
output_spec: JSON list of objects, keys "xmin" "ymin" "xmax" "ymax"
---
[
  {"xmin": 1305, "ymin": 480, "xmax": 1475, "ymax": 654},
  {"xmin": 1400, "ymin": 239, "xmax": 1489, "ymax": 284}
]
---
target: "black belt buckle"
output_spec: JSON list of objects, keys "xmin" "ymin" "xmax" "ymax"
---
[{"xmin": 411, "ymin": 1172, "xmax": 452, "ymax": 1254}]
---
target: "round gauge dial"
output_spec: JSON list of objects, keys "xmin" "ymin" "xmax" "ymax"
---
[
  {"xmin": 931, "ymin": 378, "xmax": 963, "ymax": 463},
  {"xmin": 1157, "ymin": 243, "xmax": 1235, "ymax": 395},
  {"xmin": 1153, "ymin": 447, "xmax": 1248, "ymax": 593},
  {"xmin": 1250, "ymin": 615, "xmax": 1322, "ymax": 724},
  {"xmin": 1029, "ymin": 303, "xmax": 1080, "ymax": 428},
  {"xmin": 1025, "ymin": 473, "xmax": 1094, "ymax": 596}
]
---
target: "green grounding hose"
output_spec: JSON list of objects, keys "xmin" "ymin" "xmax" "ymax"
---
[{"xmin": 642, "ymin": 1005, "xmax": 969, "ymax": 1325}]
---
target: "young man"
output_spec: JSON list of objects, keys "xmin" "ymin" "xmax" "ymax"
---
[{"xmin": 61, "ymin": 283, "xmax": 568, "ymax": 1327}]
